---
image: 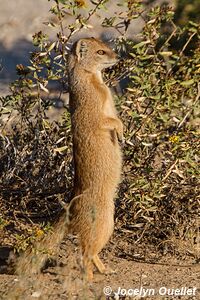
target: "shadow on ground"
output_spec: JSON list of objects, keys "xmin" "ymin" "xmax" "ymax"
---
[{"xmin": 0, "ymin": 39, "xmax": 34, "ymax": 87}]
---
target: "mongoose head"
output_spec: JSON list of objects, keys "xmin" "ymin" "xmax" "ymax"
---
[{"xmin": 71, "ymin": 37, "xmax": 118, "ymax": 72}]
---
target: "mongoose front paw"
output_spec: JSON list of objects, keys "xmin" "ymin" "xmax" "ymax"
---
[
  {"xmin": 117, "ymin": 131, "xmax": 124, "ymax": 144},
  {"xmin": 116, "ymin": 121, "xmax": 124, "ymax": 144}
]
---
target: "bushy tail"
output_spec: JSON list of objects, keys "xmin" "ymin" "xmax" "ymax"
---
[{"xmin": 16, "ymin": 209, "xmax": 70, "ymax": 276}]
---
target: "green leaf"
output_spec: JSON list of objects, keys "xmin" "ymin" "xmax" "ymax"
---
[
  {"xmin": 54, "ymin": 146, "xmax": 68, "ymax": 153},
  {"xmin": 132, "ymin": 40, "xmax": 151, "ymax": 49},
  {"xmin": 180, "ymin": 79, "xmax": 194, "ymax": 87}
]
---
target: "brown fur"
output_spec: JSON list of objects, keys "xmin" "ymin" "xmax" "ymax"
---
[
  {"xmin": 68, "ymin": 37, "xmax": 123, "ymax": 280},
  {"xmin": 15, "ymin": 38, "xmax": 123, "ymax": 282}
]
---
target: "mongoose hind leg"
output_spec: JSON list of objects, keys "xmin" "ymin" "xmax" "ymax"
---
[
  {"xmin": 82, "ymin": 252, "xmax": 94, "ymax": 281},
  {"xmin": 83, "ymin": 253, "xmax": 115, "ymax": 281},
  {"xmin": 93, "ymin": 254, "xmax": 116, "ymax": 275},
  {"xmin": 93, "ymin": 254, "xmax": 106, "ymax": 273}
]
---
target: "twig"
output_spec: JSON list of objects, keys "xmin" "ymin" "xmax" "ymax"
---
[
  {"xmin": 179, "ymin": 31, "xmax": 197, "ymax": 57},
  {"xmin": 167, "ymin": 31, "xmax": 197, "ymax": 76},
  {"xmin": 159, "ymin": 20, "xmax": 177, "ymax": 52},
  {"xmin": 85, "ymin": 0, "xmax": 105, "ymax": 22},
  {"xmin": 162, "ymin": 159, "xmax": 178, "ymax": 181},
  {"xmin": 178, "ymin": 82, "xmax": 200, "ymax": 129},
  {"xmin": 55, "ymin": 0, "xmax": 65, "ymax": 36},
  {"xmin": 65, "ymin": 0, "xmax": 106, "ymax": 44}
]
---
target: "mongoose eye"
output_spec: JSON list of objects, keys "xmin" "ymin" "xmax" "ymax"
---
[{"xmin": 97, "ymin": 50, "xmax": 106, "ymax": 55}]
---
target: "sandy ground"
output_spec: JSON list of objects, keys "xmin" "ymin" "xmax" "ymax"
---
[{"xmin": 0, "ymin": 235, "xmax": 199, "ymax": 300}]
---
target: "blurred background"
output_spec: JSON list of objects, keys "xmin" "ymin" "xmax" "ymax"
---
[{"xmin": 0, "ymin": 0, "xmax": 199, "ymax": 94}]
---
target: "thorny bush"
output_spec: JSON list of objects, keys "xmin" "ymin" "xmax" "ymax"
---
[{"xmin": 0, "ymin": 0, "xmax": 199, "ymax": 260}]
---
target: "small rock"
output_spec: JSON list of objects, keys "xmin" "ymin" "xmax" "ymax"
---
[{"xmin": 31, "ymin": 291, "xmax": 41, "ymax": 298}]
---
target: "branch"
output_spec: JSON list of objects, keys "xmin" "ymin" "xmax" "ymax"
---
[{"xmin": 178, "ymin": 82, "xmax": 200, "ymax": 129}]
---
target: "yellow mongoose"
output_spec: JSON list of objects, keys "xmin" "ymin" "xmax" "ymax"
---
[
  {"xmin": 67, "ymin": 37, "xmax": 123, "ymax": 280},
  {"xmin": 15, "ymin": 37, "xmax": 122, "ymax": 282}
]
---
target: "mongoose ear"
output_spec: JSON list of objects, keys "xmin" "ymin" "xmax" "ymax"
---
[{"xmin": 75, "ymin": 39, "xmax": 88, "ymax": 61}]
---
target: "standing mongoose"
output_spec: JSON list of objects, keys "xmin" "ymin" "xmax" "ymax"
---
[
  {"xmin": 15, "ymin": 37, "xmax": 123, "ymax": 283},
  {"xmin": 68, "ymin": 37, "xmax": 123, "ymax": 281}
]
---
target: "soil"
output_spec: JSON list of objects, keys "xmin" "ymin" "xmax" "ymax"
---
[
  {"xmin": 0, "ymin": 234, "xmax": 199, "ymax": 300},
  {"xmin": 0, "ymin": 1, "xmax": 199, "ymax": 299}
]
